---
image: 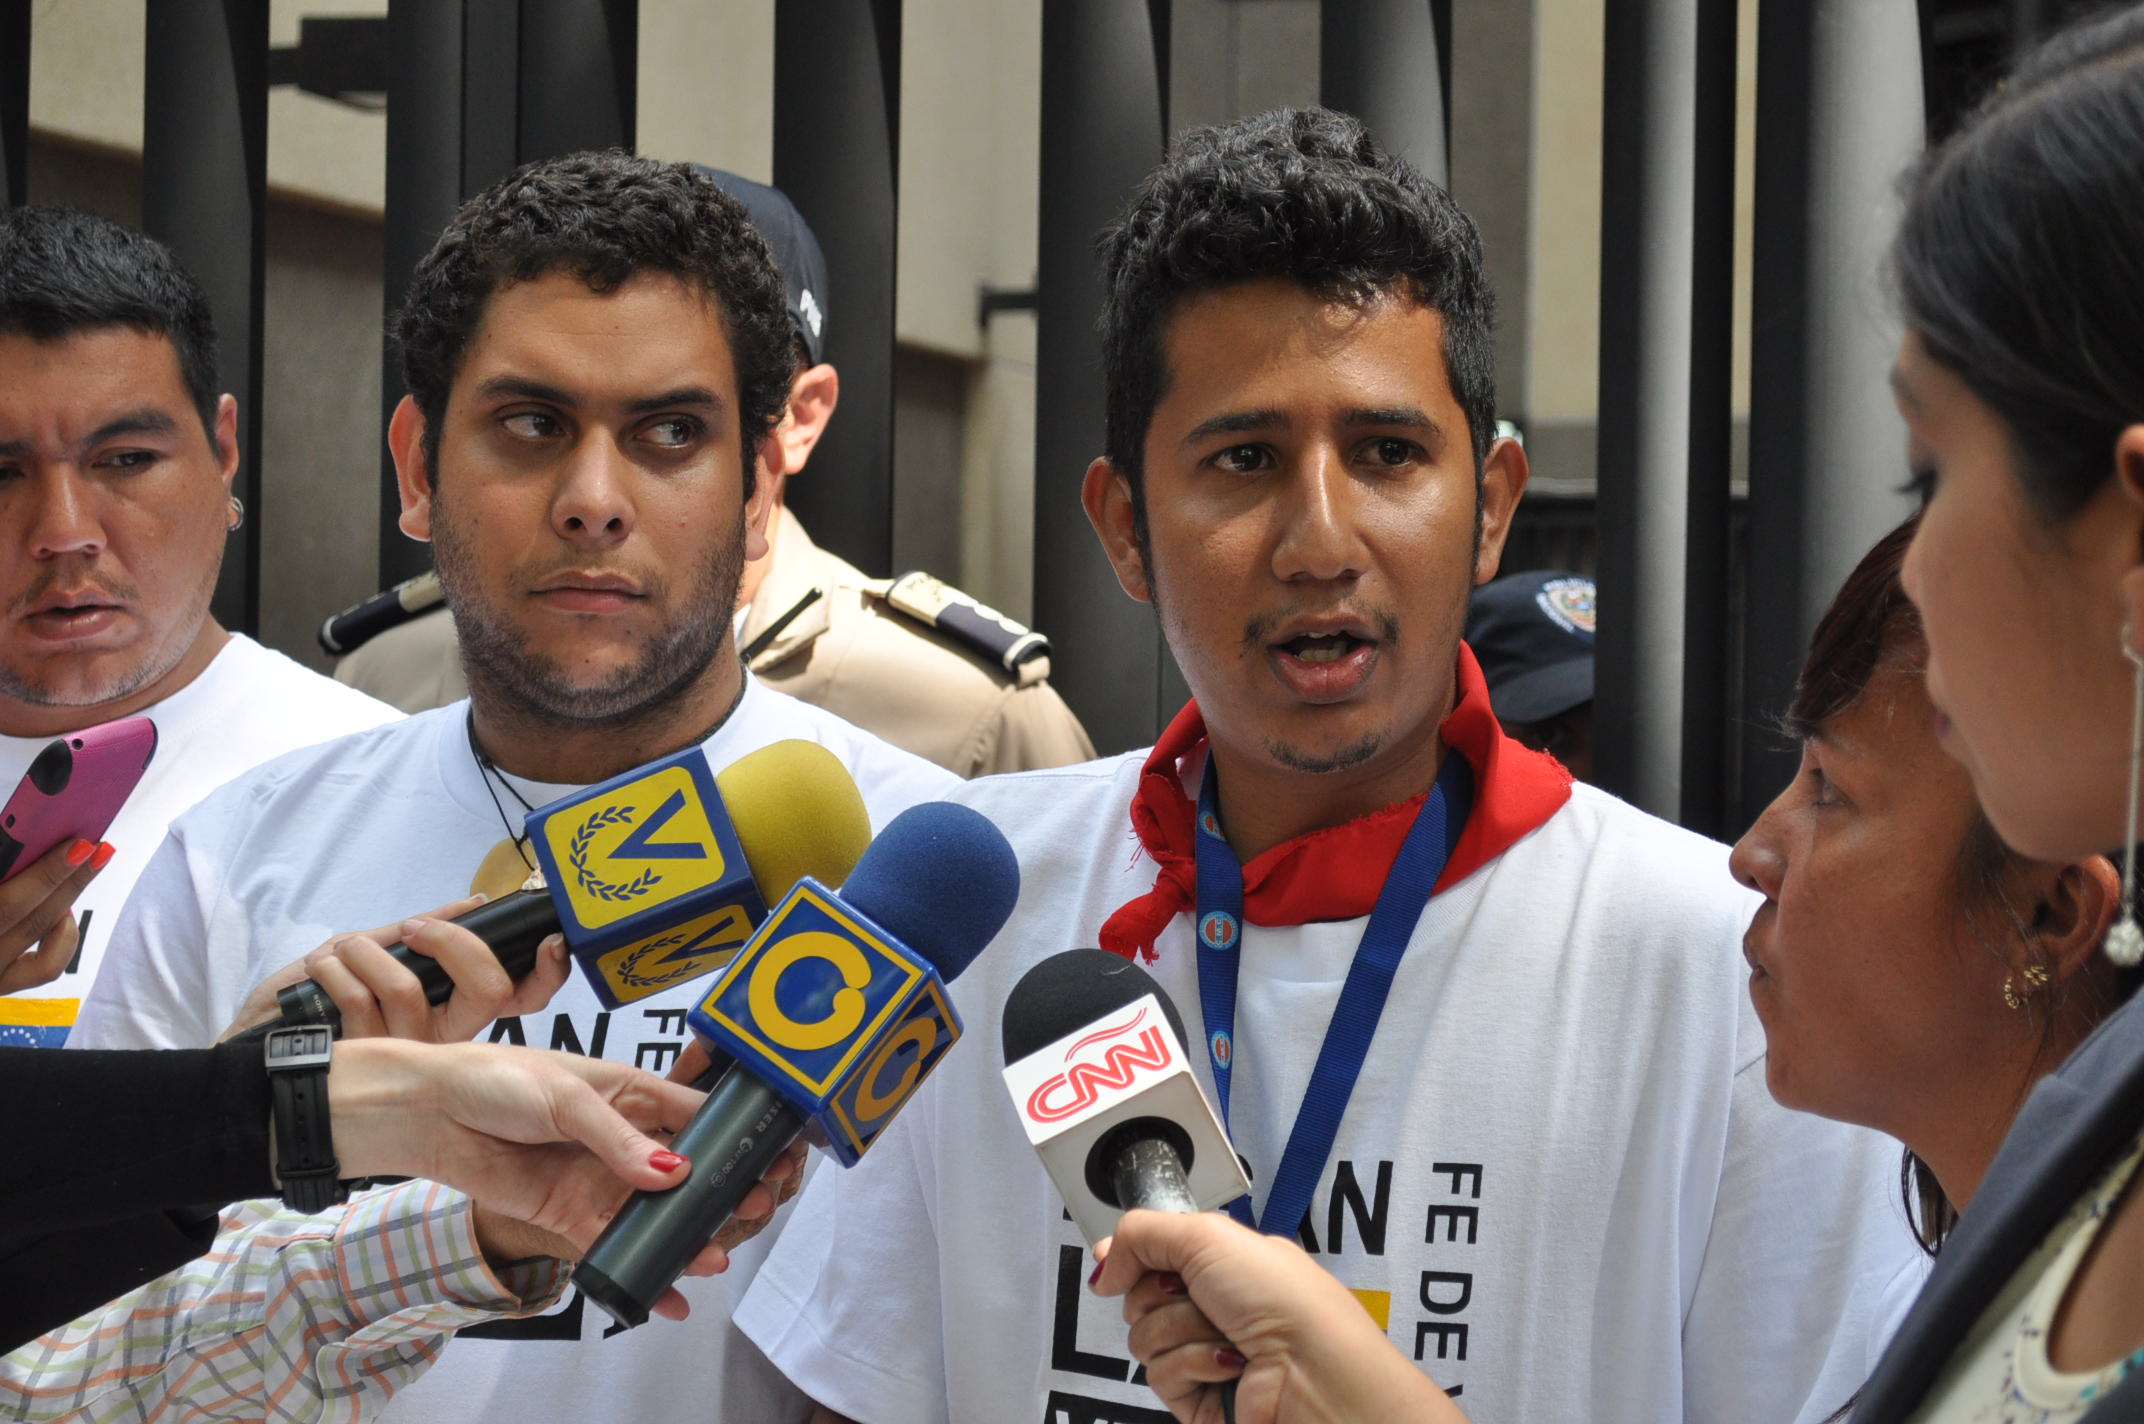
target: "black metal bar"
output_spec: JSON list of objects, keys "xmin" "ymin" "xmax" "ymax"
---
[
  {"xmin": 774, "ymin": 0, "xmax": 899, "ymax": 576},
  {"xmin": 1595, "ymin": 0, "xmax": 1703, "ymax": 822},
  {"xmin": 1320, "ymin": 0, "xmax": 1450, "ymax": 187},
  {"xmin": 517, "ymin": 0, "xmax": 635, "ymax": 159},
  {"xmin": 1739, "ymin": 0, "xmax": 1923, "ymax": 830},
  {"xmin": 1679, "ymin": 0, "xmax": 1737, "ymax": 839},
  {"xmin": 462, "ymin": 0, "xmax": 520, "ymax": 188},
  {"xmin": 1034, "ymin": 0, "xmax": 1170, "ymax": 756},
  {"xmin": 142, "ymin": 0, "xmax": 268, "ymax": 637},
  {"xmin": 2, "ymin": 0, "xmax": 27, "ymax": 208},
  {"xmin": 379, "ymin": 0, "xmax": 471, "ymax": 588}
]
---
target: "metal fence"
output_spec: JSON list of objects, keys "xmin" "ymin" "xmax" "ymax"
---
[{"xmin": 0, "ymin": 0, "xmax": 2078, "ymax": 835}]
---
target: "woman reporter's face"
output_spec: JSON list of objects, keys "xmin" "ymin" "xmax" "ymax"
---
[
  {"xmin": 1895, "ymin": 334, "xmax": 2143, "ymax": 862},
  {"xmin": 1730, "ymin": 661, "xmax": 2016, "ymax": 1128}
]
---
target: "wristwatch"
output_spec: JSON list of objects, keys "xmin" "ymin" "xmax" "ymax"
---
[{"xmin": 265, "ymin": 1025, "xmax": 348, "ymax": 1212}]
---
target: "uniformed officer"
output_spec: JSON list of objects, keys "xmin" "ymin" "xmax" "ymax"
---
[{"xmin": 331, "ymin": 171, "xmax": 1093, "ymax": 779}]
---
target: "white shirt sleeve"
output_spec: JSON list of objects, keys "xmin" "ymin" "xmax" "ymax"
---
[
  {"xmin": 1678, "ymin": 1009, "xmax": 1929, "ymax": 1424},
  {"xmin": 67, "ymin": 822, "xmax": 227, "ymax": 1050},
  {"xmin": 0, "ymin": 1181, "xmax": 565, "ymax": 1423},
  {"xmin": 737, "ymin": 1088, "xmax": 952, "ymax": 1424}
]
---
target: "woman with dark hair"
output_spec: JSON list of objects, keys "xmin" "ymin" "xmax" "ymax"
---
[
  {"xmin": 1847, "ymin": 5, "xmax": 2144, "ymax": 1418},
  {"xmin": 1732, "ymin": 518, "xmax": 2132, "ymax": 1259}
]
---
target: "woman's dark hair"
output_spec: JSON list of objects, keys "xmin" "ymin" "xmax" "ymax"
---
[
  {"xmin": 393, "ymin": 150, "xmax": 795, "ymax": 497},
  {"xmin": 1891, "ymin": 5, "xmax": 2144, "ymax": 521},
  {"xmin": 1095, "ymin": 107, "xmax": 1497, "ymax": 544},
  {"xmin": 0, "ymin": 205, "xmax": 220, "ymax": 439}
]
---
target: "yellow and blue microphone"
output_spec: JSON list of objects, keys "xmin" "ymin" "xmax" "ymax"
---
[
  {"xmin": 234, "ymin": 740, "xmax": 871, "ymax": 1041},
  {"xmin": 575, "ymin": 799, "xmax": 1020, "ymax": 1328}
]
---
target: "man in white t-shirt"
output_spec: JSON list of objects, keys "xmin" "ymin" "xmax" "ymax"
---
[
  {"xmin": 735, "ymin": 108, "xmax": 1924, "ymax": 1424},
  {"xmin": 0, "ymin": 207, "xmax": 396, "ymax": 1045},
  {"xmin": 68, "ymin": 153, "xmax": 955, "ymax": 1424}
]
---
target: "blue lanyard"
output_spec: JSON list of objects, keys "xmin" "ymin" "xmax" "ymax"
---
[{"xmin": 1193, "ymin": 752, "xmax": 1473, "ymax": 1234}]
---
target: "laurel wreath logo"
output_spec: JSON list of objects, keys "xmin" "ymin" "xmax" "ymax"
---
[
  {"xmin": 569, "ymin": 807, "xmax": 661, "ymax": 903},
  {"xmin": 615, "ymin": 932, "xmax": 702, "ymax": 989}
]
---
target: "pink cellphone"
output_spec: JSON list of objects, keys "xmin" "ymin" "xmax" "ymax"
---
[{"xmin": 0, "ymin": 716, "xmax": 158, "ymax": 883}]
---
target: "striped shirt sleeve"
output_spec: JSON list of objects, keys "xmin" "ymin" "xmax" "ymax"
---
[{"xmin": 0, "ymin": 1180, "xmax": 565, "ymax": 1422}]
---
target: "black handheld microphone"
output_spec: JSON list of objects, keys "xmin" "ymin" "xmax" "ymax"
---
[{"xmin": 575, "ymin": 800, "xmax": 1021, "ymax": 1328}]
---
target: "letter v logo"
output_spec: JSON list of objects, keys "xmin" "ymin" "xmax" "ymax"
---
[{"xmin": 613, "ymin": 789, "xmax": 709, "ymax": 860}]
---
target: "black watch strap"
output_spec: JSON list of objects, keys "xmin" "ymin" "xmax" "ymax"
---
[{"xmin": 266, "ymin": 1025, "xmax": 347, "ymax": 1212}]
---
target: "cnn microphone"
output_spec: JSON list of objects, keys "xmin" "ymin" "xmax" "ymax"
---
[
  {"xmin": 1004, "ymin": 950, "xmax": 1252, "ymax": 1424},
  {"xmin": 231, "ymin": 739, "xmax": 872, "ymax": 1043},
  {"xmin": 575, "ymin": 799, "xmax": 1020, "ymax": 1328},
  {"xmin": 1000, "ymin": 949, "xmax": 1250, "ymax": 1246}
]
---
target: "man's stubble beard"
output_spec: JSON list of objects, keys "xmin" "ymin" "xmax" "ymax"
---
[
  {"xmin": 430, "ymin": 478, "xmax": 747, "ymax": 736},
  {"xmin": 0, "ymin": 558, "xmax": 217, "ymax": 710}
]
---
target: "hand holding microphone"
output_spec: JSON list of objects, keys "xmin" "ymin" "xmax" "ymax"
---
[
  {"xmin": 220, "ymin": 897, "xmax": 572, "ymax": 1043},
  {"xmin": 1091, "ymin": 1209, "xmax": 1470, "ymax": 1424},
  {"xmin": 228, "ymin": 739, "xmax": 873, "ymax": 1043},
  {"xmin": 575, "ymin": 799, "xmax": 1021, "ymax": 1328}
]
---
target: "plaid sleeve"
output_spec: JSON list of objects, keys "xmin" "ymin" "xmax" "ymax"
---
[{"xmin": 0, "ymin": 1180, "xmax": 566, "ymax": 1423}]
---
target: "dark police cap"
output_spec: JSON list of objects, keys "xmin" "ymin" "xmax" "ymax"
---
[
  {"xmin": 698, "ymin": 167, "xmax": 830, "ymax": 366},
  {"xmin": 1465, "ymin": 571, "xmax": 1596, "ymax": 724}
]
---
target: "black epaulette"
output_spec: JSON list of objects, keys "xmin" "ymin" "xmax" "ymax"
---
[
  {"xmin": 317, "ymin": 570, "xmax": 446, "ymax": 655},
  {"xmin": 871, "ymin": 571, "xmax": 1052, "ymax": 681}
]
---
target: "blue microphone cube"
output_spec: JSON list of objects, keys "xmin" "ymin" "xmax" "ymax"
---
[
  {"xmin": 688, "ymin": 877, "xmax": 963, "ymax": 1166},
  {"xmin": 525, "ymin": 746, "xmax": 766, "ymax": 1009}
]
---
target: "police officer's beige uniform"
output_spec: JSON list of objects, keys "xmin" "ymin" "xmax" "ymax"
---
[{"xmin": 334, "ymin": 505, "xmax": 1094, "ymax": 778}]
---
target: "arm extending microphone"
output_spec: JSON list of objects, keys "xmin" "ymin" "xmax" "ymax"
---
[
  {"xmin": 574, "ymin": 800, "xmax": 1021, "ymax": 1329},
  {"xmin": 229, "ymin": 739, "xmax": 872, "ymax": 1043}
]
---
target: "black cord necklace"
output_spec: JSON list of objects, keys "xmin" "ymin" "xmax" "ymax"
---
[
  {"xmin": 463, "ymin": 680, "xmax": 750, "ymax": 870},
  {"xmin": 466, "ymin": 710, "xmax": 540, "ymax": 874}
]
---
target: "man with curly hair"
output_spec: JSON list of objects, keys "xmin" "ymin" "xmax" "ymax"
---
[
  {"xmin": 739, "ymin": 109, "xmax": 1923, "ymax": 1424},
  {"xmin": 71, "ymin": 152, "xmax": 955, "ymax": 1423}
]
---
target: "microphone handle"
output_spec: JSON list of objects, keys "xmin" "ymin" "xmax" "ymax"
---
[
  {"xmin": 1110, "ymin": 1137, "xmax": 1239, "ymax": 1424},
  {"xmin": 575, "ymin": 1066, "xmax": 806, "ymax": 1329},
  {"xmin": 228, "ymin": 889, "xmax": 560, "ymax": 1044}
]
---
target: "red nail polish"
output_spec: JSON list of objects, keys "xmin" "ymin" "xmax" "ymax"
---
[
  {"xmin": 1216, "ymin": 1347, "xmax": 1248, "ymax": 1371},
  {"xmin": 90, "ymin": 842, "xmax": 116, "ymax": 870},
  {"xmin": 649, "ymin": 1149, "xmax": 687, "ymax": 1173},
  {"xmin": 65, "ymin": 839, "xmax": 92, "ymax": 867},
  {"xmin": 1156, "ymin": 1272, "xmax": 1186, "ymax": 1295},
  {"xmin": 1087, "ymin": 1259, "xmax": 1105, "ymax": 1287}
]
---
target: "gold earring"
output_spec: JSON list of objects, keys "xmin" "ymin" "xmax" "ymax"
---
[{"xmin": 2003, "ymin": 963, "xmax": 2052, "ymax": 1011}]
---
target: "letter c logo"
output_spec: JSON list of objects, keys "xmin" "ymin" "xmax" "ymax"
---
[
  {"xmin": 750, "ymin": 932, "xmax": 873, "ymax": 1050},
  {"xmin": 853, "ymin": 1018, "xmax": 939, "ymax": 1121}
]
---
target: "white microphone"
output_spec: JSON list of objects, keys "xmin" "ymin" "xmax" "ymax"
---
[{"xmin": 999, "ymin": 948, "xmax": 1250, "ymax": 1246}]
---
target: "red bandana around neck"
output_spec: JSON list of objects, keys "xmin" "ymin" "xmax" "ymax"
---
[{"xmin": 1097, "ymin": 642, "xmax": 1574, "ymax": 962}]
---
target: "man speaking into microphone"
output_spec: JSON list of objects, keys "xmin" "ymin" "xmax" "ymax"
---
[
  {"xmin": 70, "ymin": 155, "xmax": 956, "ymax": 1424},
  {"xmin": 737, "ymin": 110, "xmax": 1921, "ymax": 1424}
]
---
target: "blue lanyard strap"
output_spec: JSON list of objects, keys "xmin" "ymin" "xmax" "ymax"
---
[{"xmin": 1194, "ymin": 752, "xmax": 1474, "ymax": 1234}]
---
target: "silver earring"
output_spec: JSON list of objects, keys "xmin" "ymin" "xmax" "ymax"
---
[
  {"xmin": 227, "ymin": 494, "xmax": 245, "ymax": 532},
  {"xmin": 2106, "ymin": 624, "xmax": 2144, "ymax": 969}
]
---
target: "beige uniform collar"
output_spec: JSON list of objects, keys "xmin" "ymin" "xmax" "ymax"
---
[{"xmin": 740, "ymin": 505, "xmax": 862, "ymax": 669}]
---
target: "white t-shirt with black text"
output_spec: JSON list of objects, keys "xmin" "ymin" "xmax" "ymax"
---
[
  {"xmin": 69, "ymin": 676, "xmax": 959, "ymax": 1424},
  {"xmin": 0, "ymin": 634, "xmax": 397, "ymax": 1046},
  {"xmin": 738, "ymin": 752, "xmax": 1928, "ymax": 1424}
]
